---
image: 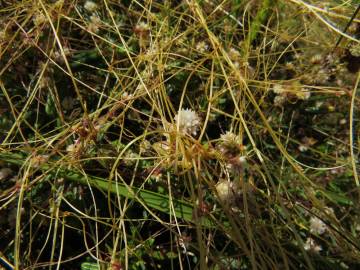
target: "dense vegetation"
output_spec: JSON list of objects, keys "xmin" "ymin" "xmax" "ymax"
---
[{"xmin": 0, "ymin": 0, "xmax": 360, "ymax": 269}]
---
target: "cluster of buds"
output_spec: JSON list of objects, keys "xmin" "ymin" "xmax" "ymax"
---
[
  {"xmin": 271, "ymin": 82, "xmax": 311, "ymax": 107},
  {"xmin": 213, "ymin": 131, "xmax": 250, "ymax": 204},
  {"xmin": 217, "ymin": 131, "xmax": 247, "ymax": 175},
  {"xmin": 134, "ymin": 21, "xmax": 150, "ymax": 47},
  {"xmin": 215, "ymin": 180, "xmax": 240, "ymax": 204}
]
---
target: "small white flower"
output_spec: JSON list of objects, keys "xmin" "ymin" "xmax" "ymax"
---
[
  {"xmin": 310, "ymin": 54, "xmax": 322, "ymax": 65},
  {"xmin": 339, "ymin": 118, "xmax": 347, "ymax": 125},
  {"xmin": 84, "ymin": 1, "xmax": 98, "ymax": 12},
  {"xmin": 216, "ymin": 180, "xmax": 235, "ymax": 202},
  {"xmin": 66, "ymin": 144, "xmax": 76, "ymax": 153},
  {"xmin": 304, "ymin": 238, "xmax": 322, "ymax": 252},
  {"xmin": 218, "ymin": 131, "xmax": 242, "ymax": 159},
  {"xmin": 310, "ymin": 216, "xmax": 327, "ymax": 235},
  {"xmin": 135, "ymin": 21, "xmax": 150, "ymax": 33},
  {"xmin": 174, "ymin": 108, "xmax": 201, "ymax": 136},
  {"xmin": 315, "ymin": 101, "xmax": 323, "ymax": 109},
  {"xmin": 121, "ymin": 91, "xmax": 132, "ymax": 99},
  {"xmin": 296, "ymin": 88, "xmax": 311, "ymax": 100},
  {"xmin": 88, "ymin": 14, "xmax": 101, "ymax": 33},
  {"xmin": 123, "ymin": 150, "xmax": 138, "ymax": 166},
  {"xmin": 90, "ymin": 14, "xmax": 101, "ymax": 24},
  {"xmin": 33, "ymin": 12, "xmax": 47, "ymax": 26},
  {"xmin": 324, "ymin": 206, "xmax": 335, "ymax": 216},
  {"xmin": 349, "ymin": 43, "xmax": 360, "ymax": 57},
  {"xmin": 228, "ymin": 47, "xmax": 240, "ymax": 60},
  {"xmin": 238, "ymin": 156, "xmax": 247, "ymax": 164},
  {"xmin": 195, "ymin": 41, "xmax": 209, "ymax": 53},
  {"xmin": 298, "ymin": 145, "xmax": 308, "ymax": 152},
  {"xmin": 273, "ymin": 95, "xmax": 286, "ymax": 107},
  {"xmin": 220, "ymin": 131, "xmax": 239, "ymax": 144},
  {"xmin": 226, "ymin": 155, "xmax": 247, "ymax": 174},
  {"xmin": 66, "ymin": 139, "xmax": 80, "ymax": 153},
  {"xmin": 272, "ymin": 84, "xmax": 285, "ymax": 94}
]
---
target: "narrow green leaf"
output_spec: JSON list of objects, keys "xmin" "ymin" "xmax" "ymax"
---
[{"xmin": 0, "ymin": 152, "xmax": 214, "ymax": 227}]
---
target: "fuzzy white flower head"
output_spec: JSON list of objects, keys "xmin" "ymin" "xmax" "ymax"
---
[
  {"xmin": 304, "ymin": 238, "xmax": 322, "ymax": 252},
  {"xmin": 310, "ymin": 54, "xmax": 322, "ymax": 65},
  {"xmin": 220, "ymin": 131, "xmax": 239, "ymax": 144},
  {"xmin": 135, "ymin": 21, "xmax": 150, "ymax": 32},
  {"xmin": 216, "ymin": 180, "xmax": 235, "ymax": 202},
  {"xmin": 90, "ymin": 14, "xmax": 101, "ymax": 24},
  {"xmin": 296, "ymin": 88, "xmax": 311, "ymax": 100},
  {"xmin": 88, "ymin": 14, "xmax": 101, "ymax": 33},
  {"xmin": 226, "ymin": 155, "xmax": 247, "ymax": 174},
  {"xmin": 350, "ymin": 43, "xmax": 360, "ymax": 57},
  {"xmin": 310, "ymin": 216, "xmax": 327, "ymax": 235},
  {"xmin": 273, "ymin": 95, "xmax": 286, "ymax": 107},
  {"xmin": 219, "ymin": 131, "xmax": 240, "ymax": 154},
  {"xmin": 33, "ymin": 12, "xmax": 47, "ymax": 26},
  {"xmin": 174, "ymin": 108, "xmax": 201, "ymax": 136},
  {"xmin": 84, "ymin": 1, "xmax": 98, "ymax": 12},
  {"xmin": 324, "ymin": 206, "xmax": 335, "ymax": 216},
  {"xmin": 66, "ymin": 143, "xmax": 76, "ymax": 153},
  {"xmin": 196, "ymin": 41, "xmax": 209, "ymax": 53},
  {"xmin": 298, "ymin": 144, "xmax": 308, "ymax": 152},
  {"xmin": 272, "ymin": 84, "xmax": 285, "ymax": 95},
  {"xmin": 228, "ymin": 47, "xmax": 240, "ymax": 61}
]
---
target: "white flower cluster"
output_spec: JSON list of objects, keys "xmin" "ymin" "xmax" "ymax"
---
[
  {"xmin": 33, "ymin": 12, "xmax": 46, "ymax": 26},
  {"xmin": 309, "ymin": 216, "xmax": 327, "ymax": 235},
  {"xmin": 195, "ymin": 41, "xmax": 209, "ymax": 53},
  {"xmin": 135, "ymin": 22, "xmax": 150, "ymax": 33},
  {"xmin": 174, "ymin": 108, "xmax": 201, "ymax": 136},
  {"xmin": 220, "ymin": 131, "xmax": 239, "ymax": 148},
  {"xmin": 304, "ymin": 238, "xmax": 322, "ymax": 252},
  {"xmin": 216, "ymin": 180, "xmax": 237, "ymax": 202},
  {"xmin": 350, "ymin": 42, "xmax": 360, "ymax": 57},
  {"xmin": 88, "ymin": 14, "xmax": 101, "ymax": 33},
  {"xmin": 271, "ymin": 83, "xmax": 311, "ymax": 107},
  {"xmin": 84, "ymin": 1, "xmax": 98, "ymax": 12}
]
